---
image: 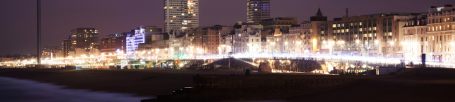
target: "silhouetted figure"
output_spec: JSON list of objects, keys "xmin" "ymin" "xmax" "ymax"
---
[{"xmin": 245, "ymin": 69, "xmax": 251, "ymax": 76}]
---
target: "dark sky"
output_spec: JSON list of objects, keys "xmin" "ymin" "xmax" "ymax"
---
[{"xmin": 0, "ymin": 0, "xmax": 452, "ymax": 55}]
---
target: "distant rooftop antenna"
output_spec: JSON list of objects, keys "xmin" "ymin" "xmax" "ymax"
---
[{"xmin": 346, "ymin": 8, "xmax": 349, "ymax": 17}]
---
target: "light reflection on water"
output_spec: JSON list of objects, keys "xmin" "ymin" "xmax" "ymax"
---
[{"xmin": 0, "ymin": 77, "xmax": 153, "ymax": 102}]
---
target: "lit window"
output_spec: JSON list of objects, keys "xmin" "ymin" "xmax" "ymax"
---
[
  {"xmin": 359, "ymin": 28, "xmax": 362, "ymax": 32},
  {"xmin": 332, "ymin": 24, "xmax": 336, "ymax": 28},
  {"xmin": 173, "ymin": 16, "xmax": 176, "ymax": 18},
  {"xmin": 359, "ymin": 22, "xmax": 362, "ymax": 26},
  {"xmin": 373, "ymin": 27, "xmax": 377, "ymax": 30}
]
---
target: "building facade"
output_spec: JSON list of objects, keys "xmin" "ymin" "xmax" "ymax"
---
[
  {"xmin": 126, "ymin": 26, "xmax": 162, "ymax": 57},
  {"xmin": 62, "ymin": 39, "xmax": 72, "ymax": 58},
  {"xmin": 233, "ymin": 25, "xmax": 262, "ymax": 54},
  {"xmin": 100, "ymin": 33, "xmax": 128, "ymax": 54},
  {"xmin": 300, "ymin": 8, "xmax": 328, "ymax": 54},
  {"xmin": 247, "ymin": 0, "xmax": 270, "ymax": 23},
  {"xmin": 164, "ymin": 0, "xmax": 199, "ymax": 33},
  {"xmin": 402, "ymin": 5, "xmax": 455, "ymax": 61},
  {"xmin": 62, "ymin": 28, "xmax": 99, "ymax": 58},
  {"xmin": 42, "ymin": 46, "xmax": 62, "ymax": 59},
  {"xmin": 327, "ymin": 13, "xmax": 420, "ymax": 57},
  {"xmin": 70, "ymin": 28, "xmax": 99, "ymax": 50},
  {"xmin": 261, "ymin": 17, "xmax": 298, "ymax": 31}
]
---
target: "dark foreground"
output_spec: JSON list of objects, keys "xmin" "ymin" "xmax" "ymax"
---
[{"xmin": 1, "ymin": 68, "xmax": 455, "ymax": 102}]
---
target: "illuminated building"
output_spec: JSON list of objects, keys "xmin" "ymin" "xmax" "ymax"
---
[
  {"xmin": 70, "ymin": 28, "xmax": 99, "ymax": 50},
  {"xmin": 220, "ymin": 34, "xmax": 233, "ymax": 55},
  {"xmin": 200, "ymin": 26, "xmax": 233, "ymax": 55},
  {"xmin": 328, "ymin": 13, "xmax": 423, "ymax": 58},
  {"xmin": 62, "ymin": 39, "xmax": 72, "ymax": 58},
  {"xmin": 137, "ymin": 32, "xmax": 170, "ymax": 59},
  {"xmin": 233, "ymin": 25, "xmax": 262, "ymax": 54},
  {"xmin": 164, "ymin": 0, "xmax": 199, "ymax": 33},
  {"xmin": 126, "ymin": 26, "xmax": 162, "ymax": 57},
  {"xmin": 297, "ymin": 8, "xmax": 423, "ymax": 57},
  {"xmin": 300, "ymin": 8, "xmax": 328, "ymax": 54},
  {"xmin": 42, "ymin": 46, "xmax": 62, "ymax": 59},
  {"xmin": 247, "ymin": 0, "xmax": 270, "ymax": 23},
  {"xmin": 62, "ymin": 28, "xmax": 99, "ymax": 58},
  {"xmin": 168, "ymin": 29, "xmax": 193, "ymax": 58},
  {"xmin": 402, "ymin": 5, "xmax": 455, "ymax": 61},
  {"xmin": 100, "ymin": 33, "xmax": 128, "ymax": 54},
  {"xmin": 264, "ymin": 26, "xmax": 304, "ymax": 54}
]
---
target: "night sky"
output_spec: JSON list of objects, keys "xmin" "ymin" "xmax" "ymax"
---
[{"xmin": 0, "ymin": 0, "xmax": 452, "ymax": 55}]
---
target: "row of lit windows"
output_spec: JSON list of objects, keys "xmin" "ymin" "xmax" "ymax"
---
[
  {"xmin": 428, "ymin": 17, "xmax": 454, "ymax": 24},
  {"xmin": 332, "ymin": 20, "xmax": 378, "ymax": 28}
]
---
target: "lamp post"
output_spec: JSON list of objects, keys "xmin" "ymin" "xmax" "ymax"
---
[
  {"xmin": 329, "ymin": 41, "xmax": 335, "ymax": 60},
  {"xmin": 451, "ymin": 42, "xmax": 454, "ymax": 63},
  {"xmin": 356, "ymin": 39, "xmax": 360, "ymax": 56},
  {"xmin": 375, "ymin": 40, "xmax": 379, "ymax": 58},
  {"xmin": 337, "ymin": 40, "xmax": 345, "ymax": 70},
  {"xmin": 401, "ymin": 42, "xmax": 408, "ymax": 66}
]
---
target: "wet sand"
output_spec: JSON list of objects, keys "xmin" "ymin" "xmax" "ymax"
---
[
  {"xmin": 0, "ymin": 68, "xmax": 244, "ymax": 97},
  {"xmin": 0, "ymin": 77, "xmax": 150, "ymax": 102},
  {"xmin": 2, "ymin": 68, "xmax": 454, "ymax": 102}
]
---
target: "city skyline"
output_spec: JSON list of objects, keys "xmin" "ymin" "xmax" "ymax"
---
[{"xmin": 0, "ymin": 0, "xmax": 453, "ymax": 55}]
